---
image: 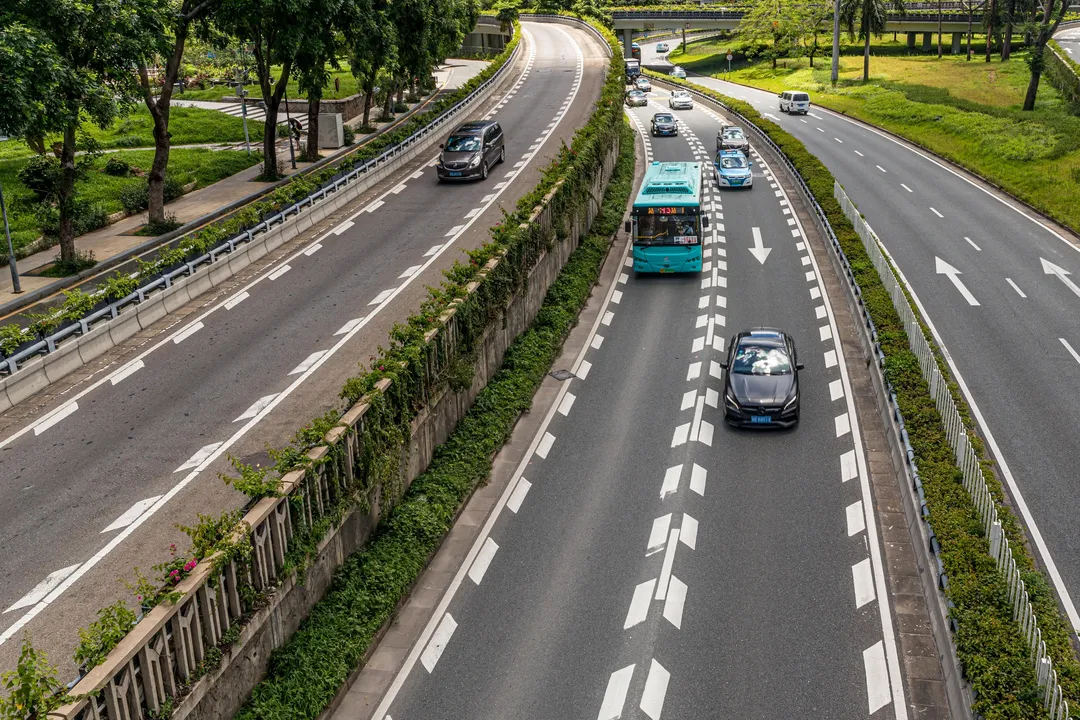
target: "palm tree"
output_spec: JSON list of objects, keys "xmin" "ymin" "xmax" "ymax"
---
[{"xmin": 839, "ymin": 0, "xmax": 906, "ymax": 81}]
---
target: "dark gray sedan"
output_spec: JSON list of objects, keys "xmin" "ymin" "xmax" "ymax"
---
[{"xmin": 720, "ymin": 328, "xmax": 804, "ymax": 428}]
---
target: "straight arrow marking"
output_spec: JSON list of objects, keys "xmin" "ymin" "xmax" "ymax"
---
[
  {"xmin": 935, "ymin": 257, "xmax": 980, "ymax": 306},
  {"xmin": 749, "ymin": 226, "xmax": 771, "ymax": 264},
  {"xmin": 1041, "ymin": 257, "xmax": 1080, "ymax": 299}
]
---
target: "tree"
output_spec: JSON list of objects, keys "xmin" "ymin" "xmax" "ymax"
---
[
  {"xmin": 0, "ymin": 0, "xmax": 149, "ymax": 263},
  {"xmin": 790, "ymin": 0, "xmax": 833, "ymax": 68},
  {"xmin": 495, "ymin": 1, "xmax": 519, "ymax": 33},
  {"xmin": 839, "ymin": 0, "xmax": 906, "ymax": 80},
  {"xmin": 346, "ymin": 0, "xmax": 397, "ymax": 128},
  {"xmin": 1022, "ymin": 0, "xmax": 1070, "ymax": 110},
  {"xmin": 135, "ymin": 0, "xmax": 222, "ymax": 228},
  {"xmin": 214, "ymin": 0, "xmax": 318, "ymax": 179},
  {"xmin": 294, "ymin": 0, "xmax": 347, "ymax": 161},
  {"xmin": 738, "ymin": 0, "xmax": 795, "ymax": 70}
]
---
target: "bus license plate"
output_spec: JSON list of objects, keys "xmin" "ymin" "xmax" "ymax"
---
[{"xmin": 751, "ymin": 415, "xmax": 772, "ymax": 424}]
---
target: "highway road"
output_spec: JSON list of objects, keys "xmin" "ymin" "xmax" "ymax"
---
[
  {"xmin": 641, "ymin": 37, "xmax": 1080, "ymax": 637},
  {"xmin": 367, "ymin": 90, "xmax": 908, "ymax": 720},
  {"xmin": 1058, "ymin": 23, "xmax": 1080, "ymax": 56},
  {"xmin": 0, "ymin": 22, "xmax": 610, "ymax": 676}
]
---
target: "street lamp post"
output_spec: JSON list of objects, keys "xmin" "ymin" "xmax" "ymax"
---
[{"xmin": 1, "ymin": 178, "xmax": 22, "ymax": 293}]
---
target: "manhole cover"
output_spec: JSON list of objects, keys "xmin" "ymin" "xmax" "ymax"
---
[{"xmin": 550, "ymin": 369, "xmax": 574, "ymax": 381}]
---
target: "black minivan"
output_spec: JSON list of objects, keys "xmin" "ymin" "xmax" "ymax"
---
[{"xmin": 437, "ymin": 120, "xmax": 506, "ymax": 181}]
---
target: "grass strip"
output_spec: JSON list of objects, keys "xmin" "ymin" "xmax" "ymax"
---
[
  {"xmin": 233, "ymin": 121, "xmax": 635, "ymax": 720},
  {"xmin": 650, "ymin": 70, "xmax": 1080, "ymax": 719}
]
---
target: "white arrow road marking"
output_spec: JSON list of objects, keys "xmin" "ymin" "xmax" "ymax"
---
[
  {"xmin": 749, "ymin": 227, "xmax": 771, "ymax": 264},
  {"xmin": 420, "ymin": 613, "xmax": 457, "ymax": 673},
  {"xmin": 102, "ymin": 496, "xmax": 163, "ymax": 533},
  {"xmin": 175, "ymin": 442, "xmax": 223, "ymax": 473},
  {"xmin": 935, "ymin": 257, "xmax": 980, "ymax": 306},
  {"xmin": 624, "ymin": 580, "xmax": 657, "ymax": 629},
  {"xmin": 4, "ymin": 565, "xmax": 80, "ymax": 613},
  {"xmin": 335, "ymin": 317, "xmax": 366, "ymax": 336},
  {"xmin": 234, "ymin": 394, "xmax": 278, "ymax": 422},
  {"xmin": 1041, "ymin": 257, "xmax": 1080, "ymax": 299},
  {"xmin": 863, "ymin": 641, "xmax": 892, "ymax": 713},
  {"xmin": 598, "ymin": 665, "xmax": 636, "ymax": 720},
  {"xmin": 32, "ymin": 401, "xmax": 79, "ymax": 436},
  {"xmin": 640, "ymin": 659, "xmax": 671, "ymax": 719},
  {"xmin": 289, "ymin": 350, "xmax": 327, "ymax": 375}
]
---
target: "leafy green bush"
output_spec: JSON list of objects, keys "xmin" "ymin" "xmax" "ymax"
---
[
  {"xmin": 73, "ymin": 602, "xmax": 138, "ymax": 672},
  {"xmin": 17, "ymin": 155, "xmax": 62, "ymax": 201},
  {"xmin": 0, "ymin": 637, "xmax": 69, "ymax": 720},
  {"xmin": 0, "ymin": 324, "xmax": 32, "ymax": 356},
  {"xmin": 113, "ymin": 135, "xmax": 145, "ymax": 148},
  {"xmin": 118, "ymin": 175, "xmax": 187, "ymax": 214},
  {"xmin": 99, "ymin": 272, "xmax": 139, "ymax": 302},
  {"xmin": 36, "ymin": 200, "xmax": 109, "ymax": 239},
  {"xmin": 103, "ymin": 156, "xmax": 131, "ymax": 176},
  {"xmin": 654, "ymin": 70, "xmax": 1080, "ymax": 719}
]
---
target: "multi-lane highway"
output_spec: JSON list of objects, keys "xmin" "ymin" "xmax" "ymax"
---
[
  {"xmin": 364, "ymin": 88, "xmax": 909, "ymax": 720},
  {"xmin": 1057, "ymin": 24, "xmax": 1080, "ymax": 57},
  {"xmin": 0, "ymin": 22, "xmax": 610, "ymax": 675},
  {"xmin": 643, "ymin": 36, "xmax": 1080, "ymax": 637}
]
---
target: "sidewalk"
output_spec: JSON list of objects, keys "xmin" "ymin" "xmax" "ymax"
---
[{"xmin": 0, "ymin": 59, "xmax": 489, "ymax": 307}]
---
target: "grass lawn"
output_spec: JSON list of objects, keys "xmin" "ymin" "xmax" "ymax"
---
[
  {"xmin": 175, "ymin": 62, "xmax": 363, "ymax": 102},
  {"xmin": 670, "ymin": 35, "xmax": 1080, "ymax": 230},
  {"xmin": 0, "ymin": 149, "xmax": 261, "ymax": 257}
]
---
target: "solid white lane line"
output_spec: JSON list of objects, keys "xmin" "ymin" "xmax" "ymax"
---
[
  {"xmin": 557, "ymin": 392, "xmax": 576, "ymax": 416},
  {"xmin": 864, "ymin": 641, "xmax": 892, "ymax": 713},
  {"xmin": 420, "ymin": 613, "xmax": 457, "ymax": 673},
  {"xmin": 930, "ymin": 207, "xmax": 944, "ymax": 218},
  {"xmin": 835, "ymin": 413, "xmax": 851, "ymax": 437},
  {"xmin": 690, "ymin": 464, "xmax": 706, "ymax": 495},
  {"xmin": 268, "ymin": 264, "xmax": 292, "ymax": 280},
  {"xmin": 224, "ymin": 291, "xmax": 249, "ymax": 309},
  {"xmin": 964, "ymin": 236, "xmax": 982, "ymax": 251},
  {"xmin": 4, "ymin": 565, "xmax": 81, "ymax": 613},
  {"xmin": 468, "ymin": 537, "xmax": 499, "ymax": 585},
  {"xmin": 662, "ymin": 576, "xmax": 687, "ymax": 629},
  {"xmin": 1006, "ymin": 278, "xmax": 1027, "ymax": 298},
  {"xmin": 234, "ymin": 394, "xmax": 278, "ymax": 422},
  {"xmin": 175, "ymin": 442, "xmax": 223, "ymax": 473},
  {"xmin": 847, "ymin": 501, "xmax": 866, "ymax": 537},
  {"xmin": 829, "ymin": 378, "xmax": 844, "ymax": 401},
  {"xmin": 32, "ymin": 401, "xmax": 79, "ymax": 437},
  {"xmin": 1061, "ymin": 338, "xmax": 1080, "ymax": 366},
  {"xmin": 109, "ymin": 359, "xmax": 145, "ymax": 386},
  {"xmin": 679, "ymin": 514, "xmax": 698, "ymax": 549},
  {"xmin": 172, "ymin": 321, "xmax": 204, "ymax": 344},
  {"xmin": 289, "ymin": 350, "xmax": 327, "ymax": 375},
  {"xmin": 507, "ymin": 478, "xmax": 531, "ymax": 513},
  {"xmin": 102, "ymin": 496, "xmax": 163, "ymax": 534},
  {"xmin": 598, "ymin": 665, "xmax": 636, "ymax": 720},
  {"xmin": 369, "ymin": 289, "xmax": 394, "ymax": 305},
  {"xmin": 536, "ymin": 432, "xmax": 555, "ymax": 459},
  {"xmin": 841, "ymin": 450, "xmax": 858, "ymax": 482},
  {"xmin": 900, "ymin": 183, "xmax": 913, "ymax": 193},
  {"xmin": 398, "ymin": 265, "xmax": 422, "ymax": 279},
  {"xmin": 648, "ymin": 514, "xmax": 672, "ymax": 555},
  {"xmin": 656, "ymin": 529, "xmax": 680, "ymax": 600},
  {"xmin": 335, "ymin": 317, "xmax": 366, "ymax": 336},
  {"xmin": 639, "ymin": 659, "xmax": 671, "ymax": 720},
  {"xmin": 661, "ymin": 465, "xmax": 682, "ymax": 499},
  {"xmin": 624, "ymin": 580, "xmax": 657, "ymax": 629}
]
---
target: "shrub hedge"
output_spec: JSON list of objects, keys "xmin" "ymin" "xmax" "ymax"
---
[{"xmin": 651, "ymin": 69, "xmax": 1080, "ymax": 719}]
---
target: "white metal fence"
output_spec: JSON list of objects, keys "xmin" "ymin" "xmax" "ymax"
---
[{"xmin": 834, "ymin": 181, "xmax": 1072, "ymax": 720}]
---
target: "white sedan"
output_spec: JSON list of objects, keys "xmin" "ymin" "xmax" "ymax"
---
[
  {"xmin": 671, "ymin": 66, "xmax": 687, "ymax": 79},
  {"xmin": 669, "ymin": 89, "xmax": 694, "ymax": 109}
]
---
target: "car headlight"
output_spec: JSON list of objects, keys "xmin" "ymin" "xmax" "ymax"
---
[
  {"xmin": 468, "ymin": 153, "xmax": 481, "ymax": 168},
  {"xmin": 783, "ymin": 393, "xmax": 798, "ymax": 410},
  {"xmin": 725, "ymin": 389, "xmax": 739, "ymax": 408}
]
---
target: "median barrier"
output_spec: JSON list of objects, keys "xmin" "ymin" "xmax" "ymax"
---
[{"xmin": 0, "ymin": 34, "xmax": 524, "ymax": 413}]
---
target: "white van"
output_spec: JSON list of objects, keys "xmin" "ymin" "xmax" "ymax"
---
[{"xmin": 778, "ymin": 91, "xmax": 810, "ymax": 114}]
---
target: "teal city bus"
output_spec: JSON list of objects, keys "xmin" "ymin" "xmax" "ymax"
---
[{"xmin": 625, "ymin": 161, "xmax": 708, "ymax": 274}]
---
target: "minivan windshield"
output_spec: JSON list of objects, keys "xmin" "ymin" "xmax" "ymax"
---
[{"xmin": 445, "ymin": 135, "xmax": 481, "ymax": 152}]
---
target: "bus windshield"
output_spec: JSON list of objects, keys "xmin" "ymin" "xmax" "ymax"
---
[{"xmin": 633, "ymin": 212, "xmax": 700, "ymax": 246}]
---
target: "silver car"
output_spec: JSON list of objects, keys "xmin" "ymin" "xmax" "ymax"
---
[
  {"xmin": 635, "ymin": 76, "xmax": 652, "ymax": 92},
  {"xmin": 717, "ymin": 126, "xmax": 749, "ymax": 152},
  {"xmin": 671, "ymin": 66, "xmax": 687, "ymax": 79},
  {"xmin": 669, "ymin": 89, "xmax": 693, "ymax": 110}
]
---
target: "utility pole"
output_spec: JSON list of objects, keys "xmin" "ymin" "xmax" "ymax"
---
[
  {"xmin": 831, "ymin": 0, "xmax": 841, "ymax": 85},
  {"xmin": 1, "ymin": 179, "xmax": 21, "ymax": 293}
]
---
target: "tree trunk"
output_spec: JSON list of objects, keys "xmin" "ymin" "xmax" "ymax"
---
[
  {"xmin": 304, "ymin": 96, "xmax": 321, "ymax": 161},
  {"xmin": 1023, "ymin": 49, "xmax": 1042, "ymax": 110},
  {"xmin": 382, "ymin": 81, "xmax": 394, "ymax": 119},
  {"xmin": 985, "ymin": 0, "xmax": 996, "ymax": 61},
  {"xmin": 863, "ymin": 29, "xmax": 871, "ymax": 80},
  {"xmin": 363, "ymin": 84, "xmax": 375, "ymax": 127},
  {"xmin": 1001, "ymin": 0, "xmax": 1016, "ymax": 59},
  {"xmin": 147, "ymin": 120, "xmax": 172, "ymax": 224},
  {"xmin": 938, "ymin": 0, "xmax": 944, "ymax": 58},
  {"xmin": 263, "ymin": 94, "xmax": 281, "ymax": 177},
  {"xmin": 966, "ymin": 0, "xmax": 974, "ymax": 59},
  {"xmin": 57, "ymin": 123, "xmax": 78, "ymax": 263}
]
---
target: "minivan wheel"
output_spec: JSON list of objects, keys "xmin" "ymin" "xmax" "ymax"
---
[
  {"xmin": 481, "ymin": 161, "xmax": 488, "ymax": 180},
  {"xmin": 498, "ymin": 146, "xmax": 505, "ymax": 164}
]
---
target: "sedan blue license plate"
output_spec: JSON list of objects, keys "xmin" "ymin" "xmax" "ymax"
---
[
  {"xmin": 750, "ymin": 415, "xmax": 772, "ymax": 424},
  {"xmin": 449, "ymin": 171, "xmax": 462, "ymax": 177}
]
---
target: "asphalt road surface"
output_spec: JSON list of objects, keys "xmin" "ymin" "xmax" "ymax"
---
[
  {"xmin": 371, "ymin": 89, "xmax": 907, "ymax": 720},
  {"xmin": 0, "ymin": 22, "xmax": 611, "ymax": 676},
  {"xmin": 642, "ymin": 36, "xmax": 1080, "ymax": 639}
]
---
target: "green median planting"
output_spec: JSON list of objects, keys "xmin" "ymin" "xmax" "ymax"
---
[{"xmin": 649, "ymin": 68, "xmax": 1080, "ymax": 719}]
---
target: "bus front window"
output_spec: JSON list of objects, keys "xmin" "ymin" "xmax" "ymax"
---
[{"xmin": 634, "ymin": 213, "xmax": 700, "ymax": 246}]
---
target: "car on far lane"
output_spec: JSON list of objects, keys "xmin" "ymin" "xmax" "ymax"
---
[
  {"xmin": 650, "ymin": 112, "xmax": 678, "ymax": 136},
  {"xmin": 625, "ymin": 90, "xmax": 648, "ymax": 107},
  {"xmin": 656, "ymin": 42, "xmax": 670, "ymax": 53},
  {"xmin": 635, "ymin": 76, "xmax": 652, "ymax": 92},
  {"xmin": 670, "ymin": 66, "xmax": 687, "ymax": 79},
  {"xmin": 669, "ymin": 89, "xmax": 693, "ymax": 109},
  {"xmin": 717, "ymin": 125, "xmax": 749, "ymax": 153},
  {"xmin": 720, "ymin": 328, "xmax": 803, "ymax": 427},
  {"xmin": 713, "ymin": 148, "xmax": 753, "ymax": 188}
]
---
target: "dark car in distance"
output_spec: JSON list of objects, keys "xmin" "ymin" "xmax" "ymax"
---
[
  {"xmin": 650, "ymin": 112, "xmax": 677, "ymax": 137},
  {"xmin": 437, "ymin": 120, "xmax": 505, "ymax": 181},
  {"xmin": 720, "ymin": 328, "xmax": 803, "ymax": 427}
]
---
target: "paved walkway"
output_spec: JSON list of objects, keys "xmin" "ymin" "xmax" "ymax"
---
[{"xmin": 0, "ymin": 58, "xmax": 489, "ymax": 307}]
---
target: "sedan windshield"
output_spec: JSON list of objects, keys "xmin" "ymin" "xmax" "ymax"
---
[
  {"xmin": 654, "ymin": 114, "xmax": 674, "ymax": 124},
  {"xmin": 720, "ymin": 156, "xmax": 747, "ymax": 169},
  {"xmin": 445, "ymin": 135, "xmax": 480, "ymax": 152},
  {"xmin": 723, "ymin": 129, "xmax": 745, "ymax": 140},
  {"xmin": 732, "ymin": 343, "xmax": 792, "ymax": 375}
]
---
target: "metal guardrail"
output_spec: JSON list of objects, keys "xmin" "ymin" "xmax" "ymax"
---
[
  {"xmin": 835, "ymin": 185, "xmax": 1072, "ymax": 720},
  {"xmin": 650, "ymin": 72, "xmax": 1074, "ymax": 720},
  {"xmin": 0, "ymin": 38, "xmax": 522, "ymax": 378},
  {"xmin": 612, "ymin": 8, "xmax": 988, "ymax": 20}
]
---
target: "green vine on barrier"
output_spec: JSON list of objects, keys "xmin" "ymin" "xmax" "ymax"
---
[
  {"xmin": 73, "ymin": 602, "xmax": 138, "ymax": 673},
  {"xmin": 650, "ymin": 69, "xmax": 1080, "ymax": 719},
  {"xmin": 0, "ymin": 637, "xmax": 70, "ymax": 720}
]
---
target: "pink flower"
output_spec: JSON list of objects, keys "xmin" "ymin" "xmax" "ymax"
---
[
  {"xmin": 184, "ymin": 560, "xmax": 197, "ymax": 572},
  {"xmin": 169, "ymin": 569, "xmax": 179, "ymax": 578}
]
